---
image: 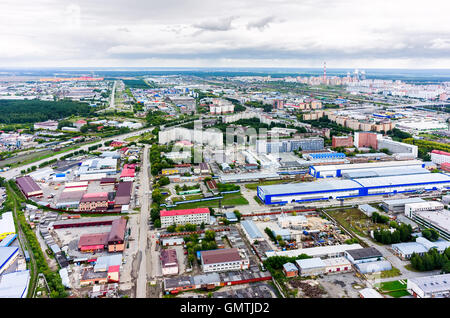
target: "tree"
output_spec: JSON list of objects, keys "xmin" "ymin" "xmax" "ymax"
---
[
  {"xmin": 204, "ymin": 230, "xmax": 216, "ymax": 241},
  {"xmin": 80, "ymin": 125, "xmax": 88, "ymax": 133},
  {"xmin": 200, "ymin": 222, "xmax": 205, "ymax": 230},
  {"xmin": 151, "ymin": 188, "xmax": 163, "ymax": 204},
  {"xmin": 234, "ymin": 210, "xmax": 242, "ymax": 221},
  {"xmin": 154, "ymin": 219, "xmax": 161, "ymax": 228},
  {"xmin": 158, "ymin": 176, "xmax": 170, "ymax": 187},
  {"xmin": 167, "ymin": 224, "xmax": 176, "ymax": 233},
  {"xmin": 422, "ymin": 228, "xmax": 439, "ymax": 242}
]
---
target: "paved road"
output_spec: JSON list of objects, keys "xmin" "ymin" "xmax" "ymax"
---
[
  {"xmin": 136, "ymin": 144, "xmax": 151, "ymax": 298},
  {"xmin": 0, "ymin": 127, "xmax": 153, "ymax": 180},
  {"xmin": 110, "ymin": 80, "xmax": 116, "ymax": 109}
]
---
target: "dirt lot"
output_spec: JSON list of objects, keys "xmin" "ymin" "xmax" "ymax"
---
[{"xmin": 316, "ymin": 272, "xmax": 365, "ymax": 298}]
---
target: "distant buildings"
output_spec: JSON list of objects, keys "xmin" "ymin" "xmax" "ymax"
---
[
  {"xmin": 256, "ymin": 138, "xmax": 324, "ymax": 154},
  {"xmin": 431, "ymin": 150, "xmax": 450, "ymax": 165},
  {"xmin": 332, "ymin": 135, "xmax": 353, "ymax": 148},
  {"xmin": 34, "ymin": 120, "xmax": 58, "ymax": 131}
]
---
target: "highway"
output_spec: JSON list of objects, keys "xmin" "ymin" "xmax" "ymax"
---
[
  {"xmin": 0, "ymin": 126, "xmax": 154, "ymax": 180},
  {"xmin": 136, "ymin": 144, "xmax": 151, "ymax": 298}
]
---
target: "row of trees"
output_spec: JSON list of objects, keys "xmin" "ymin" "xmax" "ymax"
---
[
  {"xmin": 373, "ymin": 222, "xmax": 413, "ymax": 245},
  {"xmin": 184, "ymin": 230, "xmax": 217, "ymax": 265},
  {"xmin": 371, "ymin": 212, "xmax": 390, "ymax": 224},
  {"xmin": 410, "ymin": 248, "xmax": 450, "ymax": 273},
  {"xmin": 166, "ymin": 222, "xmax": 203, "ymax": 233}
]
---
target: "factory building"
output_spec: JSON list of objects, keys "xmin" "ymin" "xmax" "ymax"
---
[
  {"xmin": 404, "ymin": 201, "xmax": 444, "ymax": 218},
  {"xmin": 304, "ymin": 152, "xmax": 346, "ymax": 161},
  {"xmin": 200, "ymin": 248, "xmax": 249, "ymax": 273},
  {"xmin": 257, "ymin": 173, "xmax": 450, "ymax": 205},
  {"xmin": 0, "ymin": 212, "xmax": 15, "ymax": 240},
  {"xmin": 160, "ymin": 249, "xmax": 179, "ymax": 276},
  {"xmin": 0, "ymin": 247, "xmax": 19, "ymax": 274},
  {"xmin": 16, "ymin": 176, "xmax": 43, "ymax": 198},
  {"xmin": 0, "ymin": 270, "xmax": 30, "ymax": 298},
  {"xmin": 431, "ymin": 150, "xmax": 450, "ymax": 165},
  {"xmin": 241, "ymin": 220, "xmax": 265, "ymax": 242},
  {"xmin": 160, "ymin": 208, "xmax": 210, "ymax": 228},
  {"xmin": 381, "ymin": 197, "xmax": 426, "ymax": 213},
  {"xmin": 308, "ymin": 160, "xmax": 425, "ymax": 178},
  {"xmin": 407, "ymin": 208, "xmax": 450, "ymax": 241},
  {"xmin": 345, "ymin": 247, "xmax": 383, "ymax": 264},
  {"xmin": 266, "ymin": 244, "xmax": 363, "ymax": 259},
  {"xmin": 392, "ymin": 237, "xmax": 450, "ymax": 260},
  {"xmin": 407, "ymin": 273, "xmax": 450, "ymax": 298}
]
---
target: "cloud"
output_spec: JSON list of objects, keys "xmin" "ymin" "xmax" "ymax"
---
[
  {"xmin": 193, "ymin": 16, "xmax": 237, "ymax": 32},
  {"xmin": 247, "ymin": 16, "xmax": 277, "ymax": 31}
]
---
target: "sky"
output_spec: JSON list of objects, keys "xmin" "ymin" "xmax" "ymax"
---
[{"xmin": 1, "ymin": 0, "xmax": 450, "ymax": 69}]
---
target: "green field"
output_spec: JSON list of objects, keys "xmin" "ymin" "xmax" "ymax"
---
[
  {"xmin": 244, "ymin": 179, "xmax": 299, "ymax": 190},
  {"xmin": 327, "ymin": 208, "xmax": 389, "ymax": 237},
  {"xmin": 375, "ymin": 279, "xmax": 409, "ymax": 297},
  {"xmin": 172, "ymin": 193, "xmax": 249, "ymax": 210}
]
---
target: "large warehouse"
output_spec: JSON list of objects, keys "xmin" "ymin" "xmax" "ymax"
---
[
  {"xmin": 257, "ymin": 173, "xmax": 450, "ymax": 205},
  {"xmin": 308, "ymin": 160, "xmax": 425, "ymax": 178}
]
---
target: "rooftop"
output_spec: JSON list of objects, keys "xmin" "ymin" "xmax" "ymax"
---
[
  {"xmin": 160, "ymin": 208, "xmax": 210, "ymax": 217},
  {"xmin": 346, "ymin": 247, "xmax": 383, "ymax": 260},
  {"xmin": 201, "ymin": 248, "xmax": 242, "ymax": 265},
  {"xmin": 409, "ymin": 273, "xmax": 450, "ymax": 294}
]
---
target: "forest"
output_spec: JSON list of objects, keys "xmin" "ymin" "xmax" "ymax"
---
[{"xmin": 0, "ymin": 99, "xmax": 95, "ymax": 124}]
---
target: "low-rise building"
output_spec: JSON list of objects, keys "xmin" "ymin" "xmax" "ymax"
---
[
  {"xmin": 200, "ymin": 248, "xmax": 249, "ymax": 273},
  {"xmin": 160, "ymin": 208, "xmax": 210, "ymax": 228},
  {"xmin": 161, "ymin": 249, "xmax": 179, "ymax": 276},
  {"xmin": 407, "ymin": 273, "xmax": 450, "ymax": 298},
  {"xmin": 295, "ymin": 258, "xmax": 326, "ymax": 277},
  {"xmin": 345, "ymin": 247, "xmax": 383, "ymax": 264},
  {"xmin": 282, "ymin": 262, "xmax": 298, "ymax": 277}
]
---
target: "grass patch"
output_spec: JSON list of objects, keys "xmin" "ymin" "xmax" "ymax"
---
[
  {"xmin": 404, "ymin": 264, "xmax": 422, "ymax": 272},
  {"xmin": 380, "ymin": 266, "xmax": 401, "ymax": 278},
  {"xmin": 375, "ymin": 279, "xmax": 407, "ymax": 293},
  {"xmin": 387, "ymin": 290, "xmax": 411, "ymax": 298},
  {"xmin": 327, "ymin": 208, "xmax": 389, "ymax": 238},
  {"xmin": 172, "ymin": 193, "xmax": 248, "ymax": 210}
]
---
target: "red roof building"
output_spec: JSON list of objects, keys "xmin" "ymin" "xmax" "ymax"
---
[
  {"xmin": 79, "ymin": 192, "xmax": 109, "ymax": 212},
  {"xmin": 160, "ymin": 208, "xmax": 210, "ymax": 228},
  {"xmin": 16, "ymin": 176, "xmax": 43, "ymax": 198},
  {"xmin": 78, "ymin": 233, "xmax": 108, "ymax": 252}
]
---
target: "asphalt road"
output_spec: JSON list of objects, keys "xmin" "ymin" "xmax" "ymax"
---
[{"xmin": 136, "ymin": 144, "xmax": 151, "ymax": 298}]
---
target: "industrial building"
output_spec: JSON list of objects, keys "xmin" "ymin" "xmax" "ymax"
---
[
  {"xmin": 16, "ymin": 176, "xmax": 43, "ymax": 198},
  {"xmin": 381, "ymin": 197, "xmax": 426, "ymax": 213},
  {"xmin": 266, "ymin": 243, "xmax": 363, "ymax": 259},
  {"xmin": 308, "ymin": 160, "xmax": 425, "ymax": 178},
  {"xmin": 282, "ymin": 262, "xmax": 298, "ymax": 277},
  {"xmin": 0, "ymin": 212, "xmax": 15, "ymax": 240},
  {"xmin": 345, "ymin": 247, "xmax": 383, "ymax": 264},
  {"xmin": 0, "ymin": 270, "xmax": 30, "ymax": 298},
  {"xmin": 407, "ymin": 273, "xmax": 450, "ymax": 298},
  {"xmin": 332, "ymin": 135, "xmax": 353, "ymax": 148},
  {"xmin": 392, "ymin": 237, "xmax": 450, "ymax": 260},
  {"xmin": 257, "ymin": 173, "xmax": 450, "ymax": 205},
  {"xmin": 240, "ymin": 220, "xmax": 265, "ymax": 242},
  {"xmin": 407, "ymin": 208, "xmax": 450, "ymax": 241},
  {"xmin": 160, "ymin": 208, "xmax": 211, "ymax": 228},
  {"xmin": 404, "ymin": 201, "xmax": 444, "ymax": 217},
  {"xmin": 296, "ymin": 258, "xmax": 326, "ymax": 277},
  {"xmin": 200, "ymin": 248, "xmax": 249, "ymax": 273},
  {"xmin": 218, "ymin": 172, "xmax": 280, "ymax": 184},
  {"xmin": 355, "ymin": 260, "xmax": 392, "ymax": 274},
  {"xmin": 160, "ymin": 249, "xmax": 179, "ymax": 276},
  {"xmin": 0, "ymin": 246, "xmax": 19, "ymax": 274},
  {"xmin": 304, "ymin": 152, "xmax": 346, "ymax": 161},
  {"xmin": 430, "ymin": 150, "xmax": 450, "ymax": 165}
]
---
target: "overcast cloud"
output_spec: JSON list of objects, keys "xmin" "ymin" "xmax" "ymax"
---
[{"xmin": 1, "ymin": 0, "xmax": 450, "ymax": 68}]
